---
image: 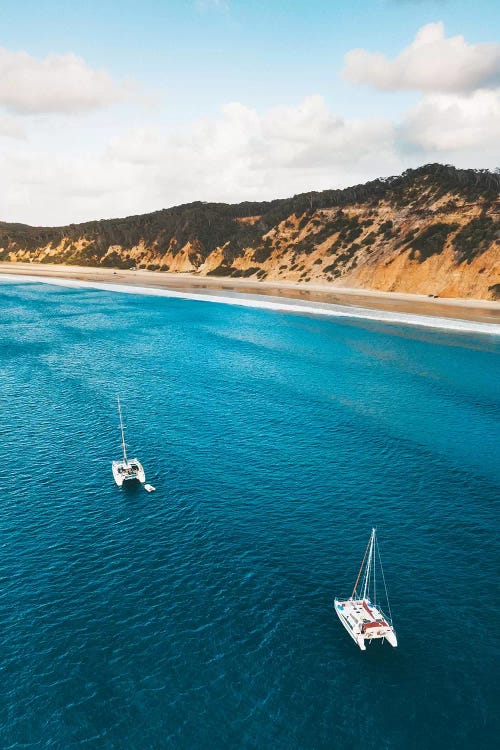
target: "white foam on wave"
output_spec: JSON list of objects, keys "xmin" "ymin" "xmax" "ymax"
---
[{"xmin": 1, "ymin": 272, "xmax": 499, "ymax": 337}]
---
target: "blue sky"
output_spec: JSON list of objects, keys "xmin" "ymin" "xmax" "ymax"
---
[{"xmin": 0, "ymin": 0, "xmax": 499, "ymax": 224}]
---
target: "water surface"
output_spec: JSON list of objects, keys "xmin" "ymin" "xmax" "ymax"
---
[{"xmin": 0, "ymin": 280, "xmax": 498, "ymax": 749}]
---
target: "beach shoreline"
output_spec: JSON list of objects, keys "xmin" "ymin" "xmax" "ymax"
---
[{"xmin": 1, "ymin": 261, "xmax": 499, "ymax": 330}]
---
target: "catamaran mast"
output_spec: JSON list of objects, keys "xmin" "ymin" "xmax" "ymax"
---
[
  {"xmin": 352, "ymin": 531, "xmax": 371, "ymax": 598},
  {"xmin": 362, "ymin": 528, "xmax": 376, "ymax": 601},
  {"xmin": 117, "ymin": 395, "xmax": 128, "ymax": 464}
]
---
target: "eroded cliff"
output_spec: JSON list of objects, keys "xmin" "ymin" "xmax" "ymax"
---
[{"xmin": 1, "ymin": 164, "xmax": 499, "ymax": 299}]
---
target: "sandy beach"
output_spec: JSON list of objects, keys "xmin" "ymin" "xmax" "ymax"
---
[{"xmin": 2, "ymin": 262, "xmax": 499, "ymax": 326}]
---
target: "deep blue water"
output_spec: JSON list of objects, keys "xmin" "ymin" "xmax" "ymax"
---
[{"xmin": 0, "ymin": 280, "xmax": 499, "ymax": 750}]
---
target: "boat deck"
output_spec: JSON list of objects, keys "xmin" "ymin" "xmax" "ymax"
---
[
  {"xmin": 337, "ymin": 598, "xmax": 388, "ymax": 627},
  {"xmin": 112, "ymin": 457, "xmax": 146, "ymax": 486},
  {"xmin": 335, "ymin": 596, "xmax": 397, "ymax": 648}
]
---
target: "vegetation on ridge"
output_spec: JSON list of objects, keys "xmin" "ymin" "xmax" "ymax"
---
[{"xmin": 0, "ymin": 163, "xmax": 499, "ymax": 300}]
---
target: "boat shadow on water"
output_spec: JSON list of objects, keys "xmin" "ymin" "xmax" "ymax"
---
[{"xmin": 118, "ymin": 478, "xmax": 145, "ymax": 498}]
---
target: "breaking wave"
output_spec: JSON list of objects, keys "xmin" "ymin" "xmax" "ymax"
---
[{"xmin": 1, "ymin": 273, "xmax": 499, "ymax": 336}]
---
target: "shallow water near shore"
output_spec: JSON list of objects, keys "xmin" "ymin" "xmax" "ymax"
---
[
  {"xmin": 1, "ymin": 272, "xmax": 500, "ymax": 336},
  {"xmin": 0, "ymin": 280, "xmax": 499, "ymax": 749}
]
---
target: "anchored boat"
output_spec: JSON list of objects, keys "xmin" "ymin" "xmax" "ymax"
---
[
  {"xmin": 112, "ymin": 396, "xmax": 146, "ymax": 487},
  {"xmin": 334, "ymin": 528, "xmax": 397, "ymax": 650}
]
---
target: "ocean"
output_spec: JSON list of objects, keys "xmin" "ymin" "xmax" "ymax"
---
[{"xmin": 0, "ymin": 279, "xmax": 498, "ymax": 749}]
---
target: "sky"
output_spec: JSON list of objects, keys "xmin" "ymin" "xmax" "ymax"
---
[{"xmin": 0, "ymin": 0, "xmax": 499, "ymax": 225}]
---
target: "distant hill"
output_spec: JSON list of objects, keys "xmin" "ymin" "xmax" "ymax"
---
[{"xmin": 1, "ymin": 163, "xmax": 499, "ymax": 299}]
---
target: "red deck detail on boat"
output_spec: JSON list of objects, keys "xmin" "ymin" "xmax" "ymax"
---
[
  {"xmin": 362, "ymin": 621, "xmax": 388, "ymax": 629},
  {"xmin": 363, "ymin": 601, "xmax": 374, "ymax": 617}
]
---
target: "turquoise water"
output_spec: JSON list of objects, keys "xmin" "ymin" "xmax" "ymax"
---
[{"xmin": 0, "ymin": 280, "xmax": 499, "ymax": 749}]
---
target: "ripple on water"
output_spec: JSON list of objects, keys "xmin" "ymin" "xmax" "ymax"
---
[{"xmin": 0, "ymin": 281, "xmax": 498, "ymax": 749}]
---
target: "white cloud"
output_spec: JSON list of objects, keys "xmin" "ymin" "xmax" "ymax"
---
[
  {"xmin": 0, "ymin": 97, "xmax": 399, "ymax": 224},
  {"xmin": 399, "ymin": 88, "xmax": 500, "ymax": 151},
  {"xmin": 0, "ymin": 116, "xmax": 26, "ymax": 139},
  {"xmin": 1, "ymin": 148, "xmax": 139, "ymax": 225},
  {"xmin": 0, "ymin": 92, "xmax": 497, "ymax": 226},
  {"xmin": 255, "ymin": 96, "xmax": 394, "ymax": 170},
  {"xmin": 106, "ymin": 96, "xmax": 396, "ymax": 202},
  {"xmin": 343, "ymin": 22, "xmax": 500, "ymax": 93},
  {"xmin": 0, "ymin": 47, "xmax": 128, "ymax": 115},
  {"xmin": 109, "ymin": 96, "xmax": 393, "ymax": 172}
]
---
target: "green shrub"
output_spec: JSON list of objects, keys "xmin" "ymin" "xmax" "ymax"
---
[
  {"xmin": 323, "ymin": 262, "xmax": 337, "ymax": 274},
  {"xmin": 231, "ymin": 267, "xmax": 260, "ymax": 278},
  {"xmin": 252, "ymin": 239, "xmax": 273, "ymax": 263},
  {"xmin": 207, "ymin": 264, "xmax": 232, "ymax": 276},
  {"xmin": 409, "ymin": 223, "xmax": 459, "ymax": 261},
  {"xmin": 453, "ymin": 216, "xmax": 499, "ymax": 263},
  {"xmin": 362, "ymin": 232, "xmax": 377, "ymax": 246},
  {"xmin": 488, "ymin": 283, "xmax": 500, "ymax": 300}
]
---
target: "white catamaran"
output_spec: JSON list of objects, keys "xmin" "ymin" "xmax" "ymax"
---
[
  {"xmin": 112, "ymin": 396, "xmax": 146, "ymax": 487},
  {"xmin": 334, "ymin": 528, "xmax": 397, "ymax": 650}
]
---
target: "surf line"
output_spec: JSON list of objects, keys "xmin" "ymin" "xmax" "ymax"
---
[{"xmin": 1, "ymin": 272, "xmax": 499, "ymax": 337}]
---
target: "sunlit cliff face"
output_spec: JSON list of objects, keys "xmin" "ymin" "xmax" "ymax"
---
[{"xmin": 1, "ymin": 168, "xmax": 499, "ymax": 300}]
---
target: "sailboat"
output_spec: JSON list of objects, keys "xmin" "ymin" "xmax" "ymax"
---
[
  {"xmin": 111, "ymin": 396, "xmax": 146, "ymax": 487},
  {"xmin": 334, "ymin": 528, "xmax": 397, "ymax": 650}
]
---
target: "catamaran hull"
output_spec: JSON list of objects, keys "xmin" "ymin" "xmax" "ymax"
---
[
  {"xmin": 112, "ymin": 471, "xmax": 143, "ymax": 487},
  {"xmin": 334, "ymin": 599, "xmax": 367, "ymax": 650},
  {"xmin": 334, "ymin": 599, "xmax": 397, "ymax": 650},
  {"xmin": 384, "ymin": 630, "xmax": 397, "ymax": 647},
  {"xmin": 113, "ymin": 468, "xmax": 125, "ymax": 487}
]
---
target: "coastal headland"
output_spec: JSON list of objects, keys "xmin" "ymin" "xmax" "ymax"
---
[{"xmin": 1, "ymin": 165, "xmax": 499, "ymax": 303}]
